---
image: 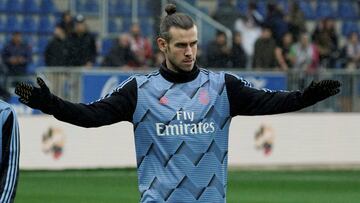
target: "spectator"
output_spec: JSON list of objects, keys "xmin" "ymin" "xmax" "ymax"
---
[
  {"xmin": 0, "ymin": 62, "xmax": 9, "ymax": 101},
  {"xmin": 1, "ymin": 32, "xmax": 32, "ymax": 76},
  {"xmin": 253, "ymin": 26, "xmax": 277, "ymax": 69},
  {"xmin": 58, "ymin": 11, "xmax": 74, "ymax": 36},
  {"xmin": 275, "ymin": 32, "xmax": 294, "ymax": 71},
  {"xmin": 230, "ymin": 32, "xmax": 247, "ymax": 68},
  {"xmin": 263, "ymin": 3, "xmax": 289, "ymax": 45},
  {"xmin": 289, "ymin": 33, "xmax": 319, "ymax": 73},
  {"xmin": 286, "ymin": 2, "xmax": 306, "ymax": 42},
  {"xmin": 312, "ymin": 18, "xmax": 339, "ymax": 68},
  {"xmin": 234, "ymin": 2, "xmax": 263, "ymax": 67},
  {"xmin": 67, "ymin": 15, "xmax": 97, "ymax": 67},
  {"xmin": 213, "ymin": 0, "xmax": 239, "ymax": 30},
  {"xmin": 102, "ymin": 33, "xmax": 138, "ymax": 68},
  {"xmin": 206, "ymin": 31, "xmax": 230, "ymax": 68},
  {"xmin": 344, "ymin": 32, "xmax": 360, "ymax": 69},
  {"xmin": 44, "ymin": 25, "xmax": 69, "ymax": 67},
  {"xmin": 128, "ymin": 23, "xmax": 153, "ymax": 67}
]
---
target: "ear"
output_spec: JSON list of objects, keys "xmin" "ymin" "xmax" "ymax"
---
[{"xmin": 157, "ymin": 37, "xmax": 167, "ymax": 53}]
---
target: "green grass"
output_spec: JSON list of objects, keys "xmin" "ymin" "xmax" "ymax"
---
[{"xmin": 15, "ymin": 169, "xmax": 360, "ymax": 203}]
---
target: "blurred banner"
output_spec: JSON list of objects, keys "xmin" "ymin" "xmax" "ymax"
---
[{"xmin": 19, "ymin": 114, "xmax": 359, "ymax": 169}]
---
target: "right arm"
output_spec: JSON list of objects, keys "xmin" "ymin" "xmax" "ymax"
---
[{"xmin": 15, "ymin": 77, "xmax": 137, "ymax": 128}]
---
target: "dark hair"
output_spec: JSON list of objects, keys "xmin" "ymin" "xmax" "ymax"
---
[{"xmin": 159, "ymin": 4, "xmax": 195, "ymax": 42}]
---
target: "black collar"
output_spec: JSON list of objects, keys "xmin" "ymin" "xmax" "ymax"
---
[{"xmin": 159, "ymin": 62, "xmax": 200, "ymax": 83}]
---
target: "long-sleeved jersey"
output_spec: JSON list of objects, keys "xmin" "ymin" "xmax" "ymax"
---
[
  {"xmin": 46, "ymin": 64, "xmax": 315, "ymax": 203},
  {"xmin": 0, "ymin": 100, "xmax": 20, "ymax": 203}
]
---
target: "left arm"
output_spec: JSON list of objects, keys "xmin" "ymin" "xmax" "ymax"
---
[{"xmin": 225, "ymin": 74, "xmax": 341, "ymax": 116}]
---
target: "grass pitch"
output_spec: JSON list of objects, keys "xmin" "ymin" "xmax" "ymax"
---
[{"xmin": 15, "ymin": 169, "xmax": 360, "ymax": 203}]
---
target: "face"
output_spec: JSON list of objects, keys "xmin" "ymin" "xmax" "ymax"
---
[
  {"xmin": 12, "ymin": 33, "xmax": 22, "ymax": 44},
  {"xmin": 75, "ymin": 22, "xmax": 86, "ymax": 33},
  {"xmin": 157, "ymin": 26, "xmax": 198, "ymax": 72}
]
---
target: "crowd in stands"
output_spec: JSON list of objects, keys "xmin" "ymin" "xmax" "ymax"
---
[
  {"xmin": 209, "ymin": 0, "xmax": 360, "ymax": 71},
  {"xmin": 0, "ymin": 0, "xmax": 359, "ymax": 82}
]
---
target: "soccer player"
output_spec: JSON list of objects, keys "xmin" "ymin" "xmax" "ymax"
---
[
  {"xmin": 0, "ymin": 100, "xmax": 20, "ymax": 203},
  {"xmin": 15, "ymin": 4, "xmax": 341, "ymax": 203}
]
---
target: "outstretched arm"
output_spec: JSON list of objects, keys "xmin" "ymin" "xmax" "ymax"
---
[
  {"xmin": 225, "ymin": 74, "xmax": 341, "ymax": 116},
  {"xmin": 15, "ymin": 77, "xmax": 137, "ymax": 128}
]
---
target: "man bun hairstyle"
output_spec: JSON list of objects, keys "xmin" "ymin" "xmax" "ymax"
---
[
  {"xmin": 165, "ymin": 4, "xmax": 177, "ymax": 15},
  {"xmin": 159, "ymin": 4, "xmax": 195, "ymax": 42}
]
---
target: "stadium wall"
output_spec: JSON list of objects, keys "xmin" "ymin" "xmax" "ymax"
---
[{"xmin": 19, "ymin": 114, "xmax": 360, "ymax": 170}]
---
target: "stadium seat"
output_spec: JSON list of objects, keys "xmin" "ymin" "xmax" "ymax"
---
[
  {"xmin": 338, "ymin": 1, "xmax": 358, "ymax": 20},
  {"xmin": 278, "ymin": 0, "xmax": 289, "ymax": 14},
  {"xmin": 38, "ymin": 16, "xmax": 54, "ymax": 34},
  {"xmin": 22, "ymin": 17, "xmax": 38, "ymax": 33},
  {"xmin": 40, "ymin": 0, "xmax": 57, "ymax": 14},
  {"xmin": 298, "ymin": 1, "xmax": 316, "ymax": 19},
  {"xmin": 101, "ymin": 38, "xmax": 114, "ymax": 56},
  {"xmin": 121, "ymin": 18, "xmax": 132, "ymax": 32},
  {"xmin": 37, "ymin": 37, "xmax": 49, "ymax": 53},
  {"xmin": 0, "ymin": 0, "xmax": 6, "ymax": 12},
  {"xmin": 0, "ymin": 16, "xmax": 5, "ymax": 32},
  {"xmin": 6, "ymin": 0, "xmax": 22, "ymax": 13},
  {"xmin": 256, "ymin": 0, "xmax": 267, "ymax": 17},
  {"xmin": 138, "ymin": 4, "xmax": 151, "ymax": 17},
  {"xmin": 341, "ymin": 21, "xmax": 359, "ymax": 37},
  {"xmin": 109, "ymin": 0, "xmax": 131, "ymax": 17},
  {"xmin": 5, "ymin": 15, "xmax": 21, "ymax": 33},
  {"xmin": 108, "ymin": 19, "xmax": 119, "ymax": 33},
  {"xmin": 316, "ymin": 1, "xmax": 336, "ymax": 19},
  {"xmin": 83, "ymin": 0, "xmax": 99, "ymax": 13},
  {"xmin": 236, "ymin": 0, "xmax": 248, "ymax": 13},
  {"xmin": 23, "ymin": 0, "xmax": 40, "ymax": 14},
  {"xmin": 140, "ymin": 20, "xmax": 153, "ymax": 37}
]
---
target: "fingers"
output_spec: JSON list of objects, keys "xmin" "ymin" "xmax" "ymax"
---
[
  {"xmin": 37, "ymin": 77, "xmax": 48, "ymax": 90},
  {"xmin": 15, "ymin": 83, "xmax": 33, "ymax": 100}
]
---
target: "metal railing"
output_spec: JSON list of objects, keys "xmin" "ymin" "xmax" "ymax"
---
[{"xmin": 5, "ymin": 68, "xmax": 359, "ymax": 112}]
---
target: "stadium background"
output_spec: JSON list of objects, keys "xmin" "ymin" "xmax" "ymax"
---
[{"xmin": 0, "ymin": 0, "xmax": 359, "ymax": 202}]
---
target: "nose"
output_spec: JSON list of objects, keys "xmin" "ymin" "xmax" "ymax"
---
[{"xmin": 184, "ymin": 45, "xmax": 192, "ymax": 57}]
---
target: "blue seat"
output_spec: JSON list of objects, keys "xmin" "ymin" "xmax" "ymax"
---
[
  {"xmin": 278, "ymin": 0, "xmax": 289, "ymax": 14},
  {"xmin": 298, "ymin": 1, "xmax": 315, "ymax": 19},
  {"xmin": 37, "ymin": 37, "xmax": 49, "ymax": 54},
  {"xmin": 121, "ymin": 18, "xmax": 132, "ymax": 32},
  {"xmin": 138, "ymin": 5, "xmax": 150, "ymax": 17},
  {"xmin": 342, "ymin": 21, "xmax": 359, "ymax": 37},
  {"xmin": 22, "ymin": 17, "xmax": 38, "ymax": 33},
  {"xmin": 236, "ymin": 0, "xmax": 248, "ymax": 14},
  {"xmin": 40, "ymin": 0, "xmax": 57, "ymax": 14},
  {"xmin": 140, "ymin": 20, "xmax": 153, "ymax": 37},
  {"xmin": 6, "ymin": 0, "xmax": 22, "ymax": 13},
  {"xmin": 23, "ymin": 0, "xmax": 40, "ymax": 14},
  {"xmin": 109, "ymin": 0, "xmax": 131, "ymax": 17},
  {"xmin": 0, "ymin": 17, "xmax": 5, "ymax": 32},
  {"xmin": 38, "ymin": 16, "xmax": 54, "ymax": 34},
  {"xmin": 316, "ymin": 1, "xmax": 336, "ymax": 19},
  {"xmin": 5, "ymin": 15, "xmax": 21, "ymax": 33},
  {"xmin": 338, "ymin": 1, "xmax": 358, "ymax": 20},
  {"xmin": 84, "ymin": 0, "xmax": 99, "ymax": 13},
  {"xmin": 256, "ymin": 1, "xmax": 267, "ymax": 17},
  {"xmin": 0, "ymin": 0, "xmax": 7, "ymax": 12},
  {"xmin": 108, "ymin": 19, "xmax": 119, "ymax": 33},
  {"xmin": 101, "ymin": 38, "xmax": 114, "ymax": 56}
]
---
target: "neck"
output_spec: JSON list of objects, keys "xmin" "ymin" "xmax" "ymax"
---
[{"xmin": 160, "ymin": 61, "xmax": 199, "ymax": 83}]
